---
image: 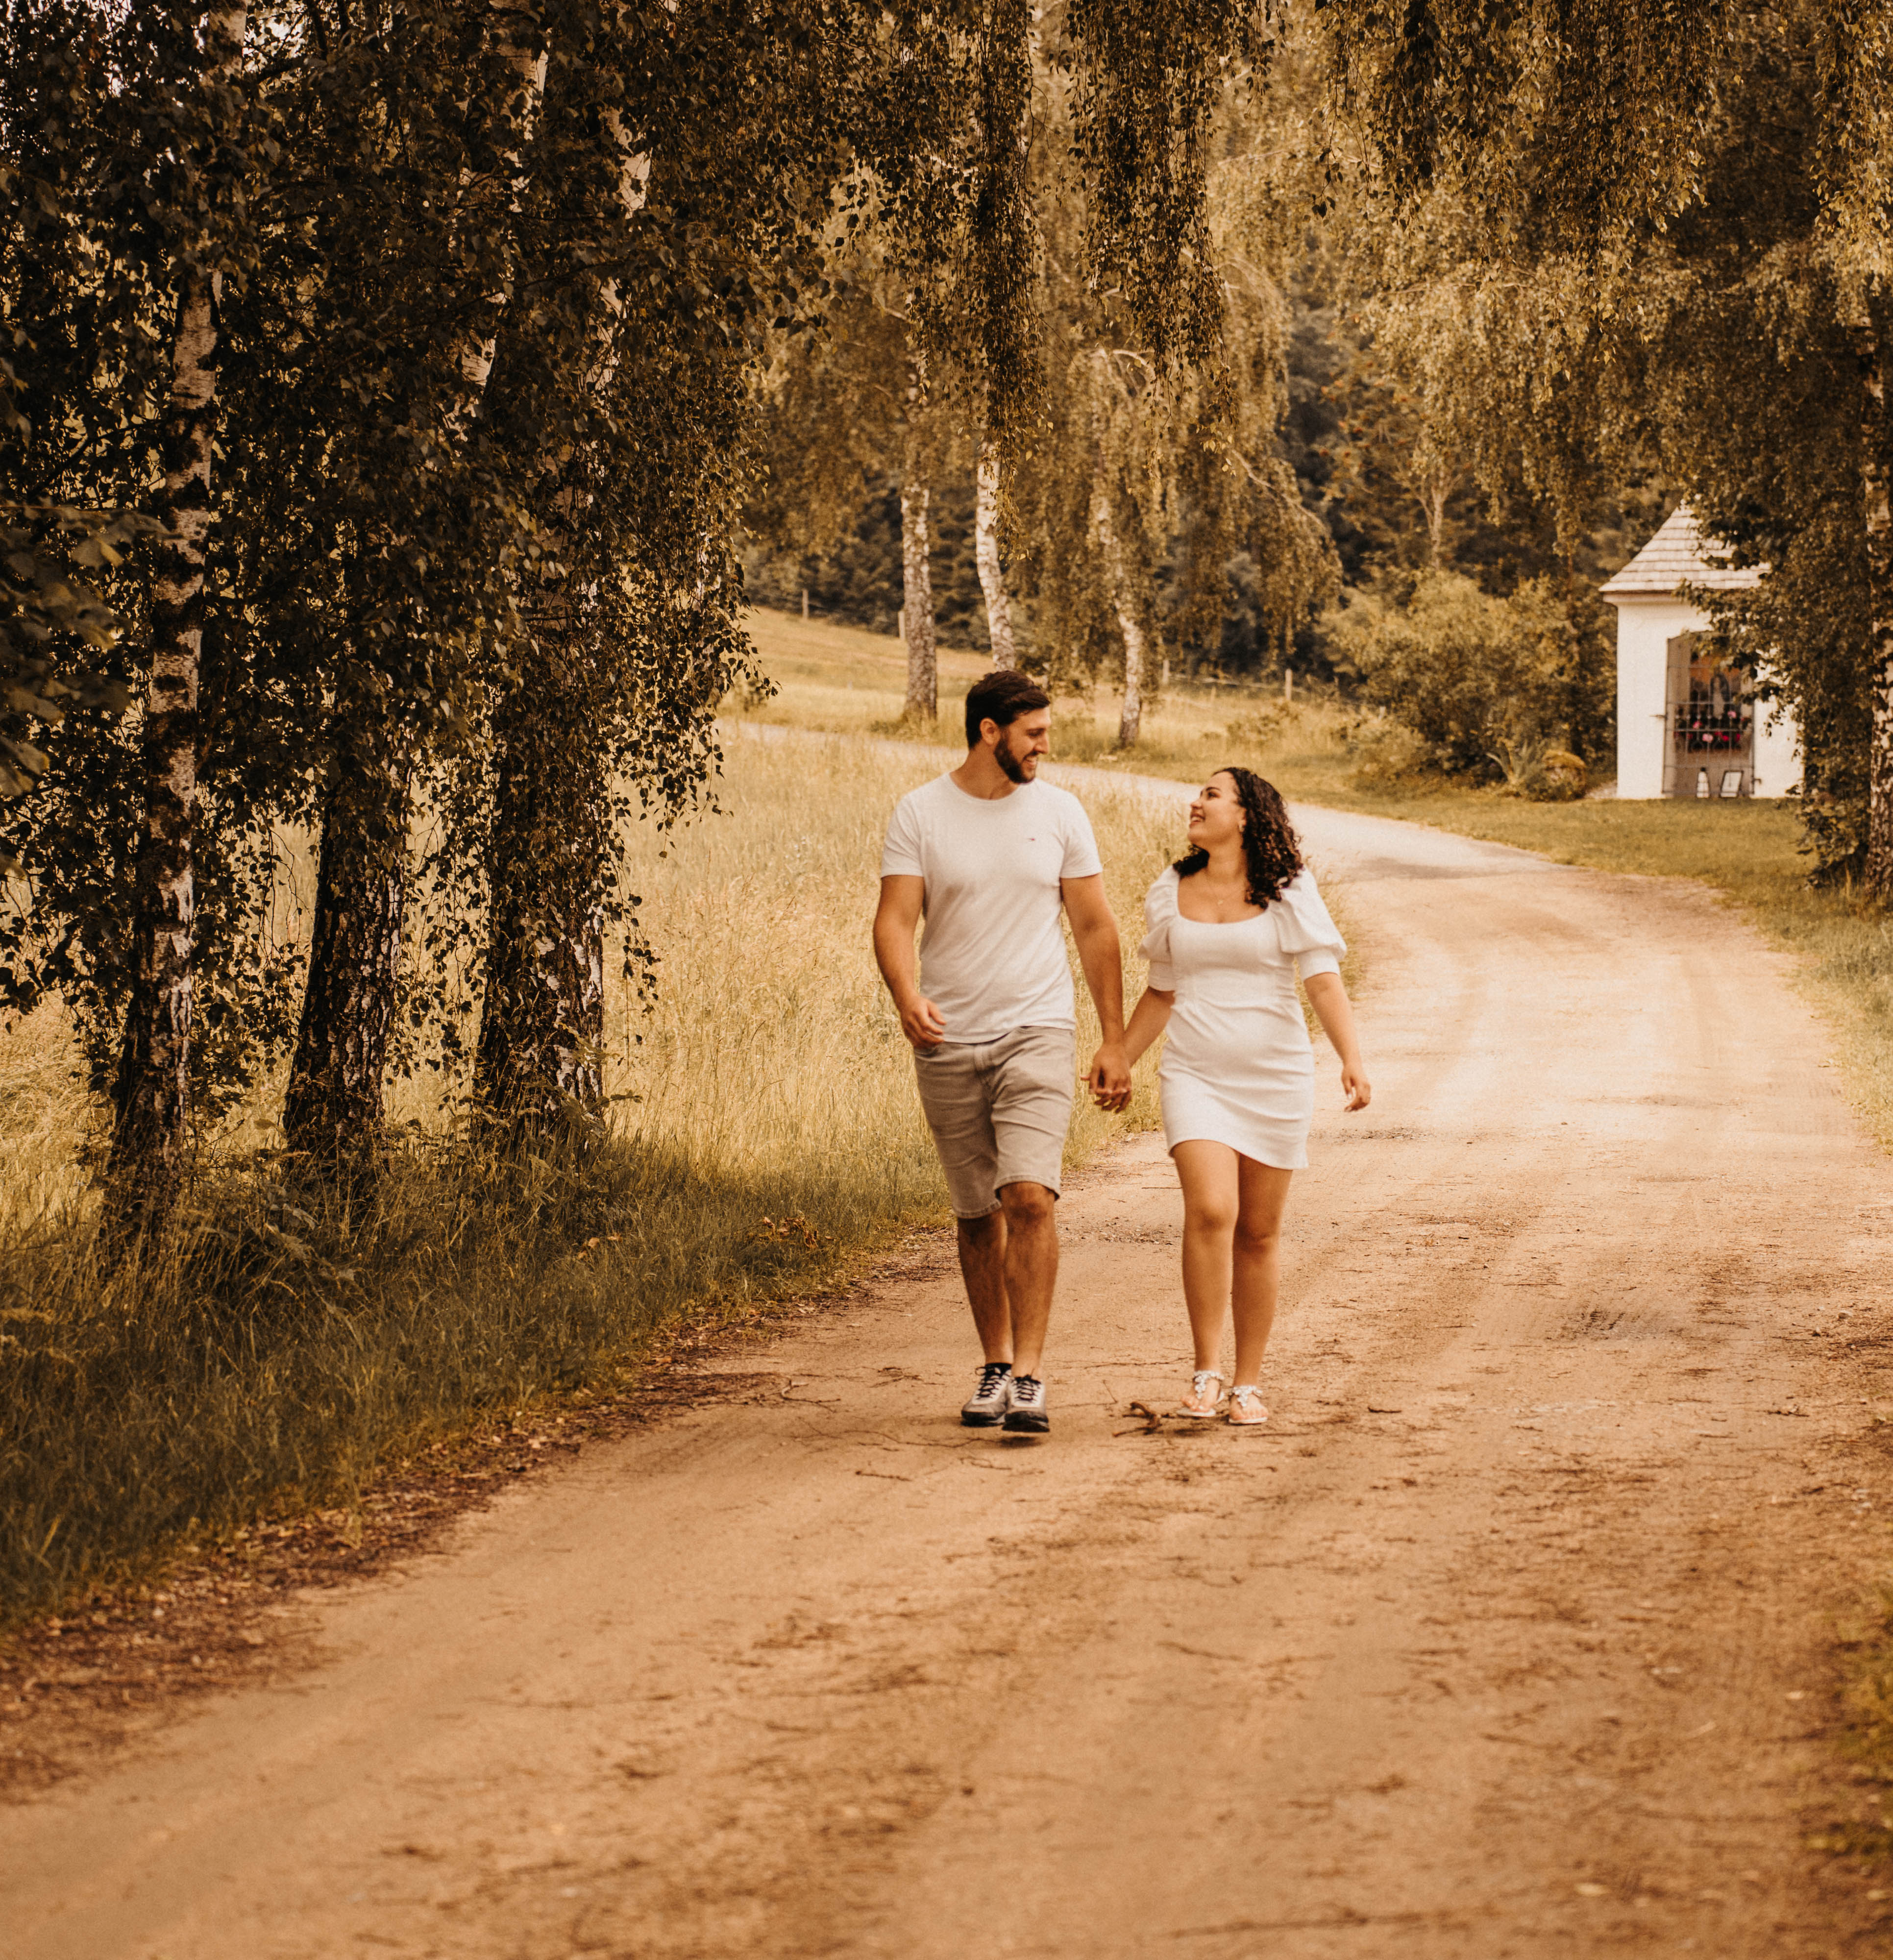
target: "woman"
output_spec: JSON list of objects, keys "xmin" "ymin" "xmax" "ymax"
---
[{"xmin": 1115, "ymin": 768, "xmax": 1370, "ymax": 1427}]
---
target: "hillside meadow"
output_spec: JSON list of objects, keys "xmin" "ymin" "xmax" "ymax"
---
[{"xmin": 0, "ymin": 736, "xmax": 1184, "ymax": 1619}]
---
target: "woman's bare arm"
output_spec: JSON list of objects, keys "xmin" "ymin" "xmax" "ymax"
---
[
  {"xmin": 1303, "ymin": 972, "xmax": 1371, "ymax": 1111},
  {"xmin": 1091, "ymin": 983, "xmax": 1173, "ymax": 1112}
]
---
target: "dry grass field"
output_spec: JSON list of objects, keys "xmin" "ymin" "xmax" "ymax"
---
[
  {"xmin": 0, "ymin": 730, "xmax": 1187, "ymax": 1618},
  {"xmin": 738, "ymin": 606, "xmax": 1893, "ymax": 1147},
  {"xmin": 615, "ymin": 733, "xmax": 1177, "ymax": 1188}
]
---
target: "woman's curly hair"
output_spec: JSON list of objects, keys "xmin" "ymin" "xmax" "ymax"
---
[{"xmin": 1173, "ymin": 765, "xmax": 1303, "ymax": 905}]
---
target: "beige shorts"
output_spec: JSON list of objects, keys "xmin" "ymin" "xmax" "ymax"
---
[{"xmin": 912, "ymin": 1025, "xmax": 1076, "ymax": 1218}]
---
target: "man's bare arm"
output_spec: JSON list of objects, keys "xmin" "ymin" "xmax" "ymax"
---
[
  {"xmin": 873, "ymin": 875, "xmax": 946, "ymax": 1049},
  {"xmin": 1062, "ymin": 873, "xmax": 1130, "ymax": 1105}
]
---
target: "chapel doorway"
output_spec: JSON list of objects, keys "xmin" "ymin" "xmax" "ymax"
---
[{"xmin": 1664, "ymin": 632, "xmax": 1752, "ymax": 798}]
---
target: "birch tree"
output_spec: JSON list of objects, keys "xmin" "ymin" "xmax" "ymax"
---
[
  {"xmin": 104, "ymin": 3, "xmax": 251, "ymax": 1239},
  {"xmin": 900, "ymin": 356, "xmax": 940, "ymax": 717},
  {"xmin": 1013, "ymin": 78, "xmax": 1337, "ymax": 742},
  {"xmin": 749, "ymin": 272, "xmax": 949, "ymax": 715},
  {"xmin": 277, "ymin": 0, "xmax": 551, "ymax": 1176},
  {"xmin": 974, "ymin": 443, "xmax": 1016, "ymax": 665},
  {"xmin": 962, "ymin": 0, "xmax": 1036, "ymax": 671},
  {"xmin": 22, "ymin": 1, "xmax": 257, "ymax": 1242}
]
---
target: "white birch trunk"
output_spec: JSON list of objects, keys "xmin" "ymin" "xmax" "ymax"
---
[
  {"xmin": 902, "ymin": 415, "xmax": 937, "ymax": 721},
  {"xmin": 1422, "ymin": 466, "xmax": 1451, "ymax": 567},
  {"xmin": 474, "ymin": 98, "xmax": 649, "ymax": 1141},
  {"xmin": 288, "ymin": 10, "xmax": 548, "ymax": 1169},
  {"xmin": 106, "ymin": 0, "xmax": 248, "ymax": 1241},
  {"xmin": 975, "ymin": 439, "xmax": 1016, "ymax": 667},
  {"xmin": 458, "ymin": 4, "xmax": 551, "ymax": 397},
  {"xmin": 1091, "ymin": 486, "xmax": 1146, "ymax": 747}
]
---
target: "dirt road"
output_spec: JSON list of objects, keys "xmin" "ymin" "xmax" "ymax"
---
[{"xmin": 8, "ymin": 803, "xmax": 1893, "ymax": 1958}]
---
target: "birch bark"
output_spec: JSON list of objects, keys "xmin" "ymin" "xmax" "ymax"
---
[
  {"xmin": 1091, "ymin": 486, "xmax": 1146, "ymax": 746},
  {"xmin": 1421, "ymin": 464, "xmax": 1451, "ymax": 568},
  {"xmin": 283, "ymin": 6, "xmax": 546, "ymax": 1171},
  {"xmin": 105, "ymin": 1, "xmax": 248, "ymax": 1242},
  {"xmin": 457, "ymin": 7, "xmax": 550, "ymax": 400},
  {"xmin": 975, "ymin": 440, "xmax": 1016, "ymax": 667},
  {"xmin": 1861, "ymin": 310, "xmax": 1893, "ymax": 898},
  {"xmin": 279, "ymin": 753, "xmax": 414, "ymax": 1174},
  {"xmin": 901, "ymin": 407, "xmax": 938, "ymax": 719},
  {"xmin": 473, "ymin": 111, "xmax": 649, "ymax": 1143},
  {"xmin": 473, "ymin": 652, "xmax": 608, "ymax": 1136}
]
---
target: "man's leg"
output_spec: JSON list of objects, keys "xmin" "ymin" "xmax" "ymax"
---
[
  {"xmin": 998, "ymin": 1180, "xmax": 1058, "ymax": 1378},
  {"xmin": 984, "ymin": 1028, "xmax": 1076, "ymax": 1388},
  {"xmin": 911, "ymin": 1042, "xmax": 1009, "ymax": 1367},
  {"xmin": 957, "ymin": 1209, "xmax": 1011, "ymax": 1364}
]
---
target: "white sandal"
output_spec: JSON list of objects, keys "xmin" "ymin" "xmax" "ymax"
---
[
  {"xmin": 1173, "ymin": 1370, "xmax": 1226, "ymax": 1419},
  {"xmin": 1227, "ymin": 1384, "xmax": 1269, "ymax": 1427}
]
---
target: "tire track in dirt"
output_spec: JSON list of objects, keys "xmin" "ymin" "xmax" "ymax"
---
[{"xmin": 4, "ymin": 794, "xmax": 1892, "ymax": 1958}]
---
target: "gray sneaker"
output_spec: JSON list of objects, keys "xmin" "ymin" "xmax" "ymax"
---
[
  {"xmin": 1003, "ymin": 1374, "xmax": 1049, "ymax": 1434},
  {"xmin": 961, "ymin": 1362, "xmax": 1013, "ymax": 1427}
]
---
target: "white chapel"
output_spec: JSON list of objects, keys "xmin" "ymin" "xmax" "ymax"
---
[{"xmin": 1599, "ymin": 505, "xmax": 1798, "ymax": 799}]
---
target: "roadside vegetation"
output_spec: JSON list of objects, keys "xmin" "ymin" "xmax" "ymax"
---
[
  {"xmin": 741, "ymin": 608, "xmax": 1893, "ymax": 1148},
  {"xmin": 0, "ymin": 738, "xmax": 1178, "ymax": 1623}
]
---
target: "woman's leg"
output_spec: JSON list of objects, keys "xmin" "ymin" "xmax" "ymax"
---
[
  {"xmin": 1172, "ymin": 1141, "xmax": 1241, "ymax": 1372},
  {"xmin": 1230, "ymin": 1158, "xmax": 1294, "ymax": 1386}
]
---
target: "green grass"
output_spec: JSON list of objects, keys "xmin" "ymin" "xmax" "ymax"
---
[
  {"xmin": 738, "ymin": 605, "xmax": 1893, "ymax": 1149},
  {"xmin": 0, "ymin": 1137, "xmax": 925, "ymax": 1620}
]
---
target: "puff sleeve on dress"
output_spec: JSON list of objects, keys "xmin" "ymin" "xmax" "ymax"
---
[
  {"xmin": 1272, "ymin": 868, "xmax": 1346, "ymax": 980},
  {"xmin": 1138, "ymin": 866, "xmax": 1182, "ymax": 990}
]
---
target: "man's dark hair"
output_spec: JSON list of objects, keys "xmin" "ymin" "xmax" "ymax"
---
[{"xmin": 964, "ymin": 668, "xmax": 1051, "ymax": 748}]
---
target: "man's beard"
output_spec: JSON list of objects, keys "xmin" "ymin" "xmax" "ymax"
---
[{"xmin": 996, "ymin": 736, "xmax": 1033, "ymax": 784}]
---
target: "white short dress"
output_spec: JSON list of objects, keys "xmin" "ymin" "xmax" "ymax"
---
[{"xmin": 1139, "ymin": 864, "xmax": 1347, "ymax": 1171}]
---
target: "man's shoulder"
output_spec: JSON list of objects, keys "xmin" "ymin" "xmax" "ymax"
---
[
  {"xmin": 888, "ymin": 773, "xmax": 957, "ymax": 822},
  {"xmin": 1028, "ymin": 778, "xmax": 1093, "ymax": 825}
]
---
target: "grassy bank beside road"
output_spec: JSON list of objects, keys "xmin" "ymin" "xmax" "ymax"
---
[
  {"xmin": 740, "ymin": 607, "xmax": 1893, "ymax": 1147},
  {"xmin": 0, "ymin": 738, "xmax": 1179, "ymax": 1621}
]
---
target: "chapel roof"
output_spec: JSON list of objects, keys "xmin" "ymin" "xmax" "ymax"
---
[{"xmin": 1598, "ymin": 503, "xmax": 1763, "ymax": 598}]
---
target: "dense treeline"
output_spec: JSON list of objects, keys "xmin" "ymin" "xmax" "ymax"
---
[
  {"xmin": 4, "ymin": 0, "xmax": 854, "ymax": 1238},
  {"xmin": 4, "ymin": 0, "xmax": 1892, "ymax": 1257},
  {"xmin": 748, "ymin": 3, "xmax": 1893, "ymax": 874},
  {"xmin": 747, "ymin": 274, "xmax": 1655, "ymax": 674},
  {"xmin": 1, "ymin": 0, "xmax": 1272, "ymax": 1240}
]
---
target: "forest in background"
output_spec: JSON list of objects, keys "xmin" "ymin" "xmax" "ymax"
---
[
  {"xmin": 3, "ymin": 0, "xmax": 1891, "ymax": 1262},
  {"xmin": 742, "ymin": 5, "xmax": 1892, "ymax": 858},
  {"xmin": 747, "ymin": 269, "xmax": 1666, "ymax": 685}
]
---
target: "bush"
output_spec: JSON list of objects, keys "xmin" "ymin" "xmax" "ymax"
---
[
  {"xmin": 1325, "ymin": 571, "xmax": 1607, "ymax": 793},
  {"xmin": 1341, "ymin": 707, "xmax": 1438, "ymax": 787}
]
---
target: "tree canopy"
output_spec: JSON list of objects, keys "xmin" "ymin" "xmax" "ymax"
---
[{"xmin": 1, "ymin": 0, "xmax": 1283, "ymax": 1240}]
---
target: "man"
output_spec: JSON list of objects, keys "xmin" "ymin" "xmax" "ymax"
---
[{"xmin": 874, "ymin": 669, "xmax": 1131, "ymax": 1435}]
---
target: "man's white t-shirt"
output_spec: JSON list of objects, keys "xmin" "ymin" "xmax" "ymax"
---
[{"xmin": 880, "ymin": 773, "xmax": 1103, "ymax": 1045}]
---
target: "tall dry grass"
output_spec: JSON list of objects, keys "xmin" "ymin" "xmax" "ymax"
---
[
  {"xmin": 735, "ymin": 605, "xmax": 1363, "ymax": 798},
  {"xmin": 616, "ymin": 730, "xmax": 1174, "ymax": 1184},
  {"xmin": 740, "ymin": 606, "xmax": 1893, "ymax": 1152},
  {"xmin": 0, "ymin": 734, "xmax": 1182, "ymax": 1619}
]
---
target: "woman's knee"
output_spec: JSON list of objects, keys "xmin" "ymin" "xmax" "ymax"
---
[
  {"xmin": 1183, "ymin": 1197, "xmax": 1240, "ymax": 1238},
  {"xmin": 1233, "ymin": 1217, "xmax": 1281, "ymax": 1258}
]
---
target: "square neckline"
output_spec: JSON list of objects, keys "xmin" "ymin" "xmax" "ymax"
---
[{"xmin": 1173, "ymin": 876, "xmax": 1269, "ymax": 927}]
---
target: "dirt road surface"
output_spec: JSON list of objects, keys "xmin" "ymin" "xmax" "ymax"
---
[{"xmin": 8, "ymin": 802, "xmax": 1893, "ymax": 1958}]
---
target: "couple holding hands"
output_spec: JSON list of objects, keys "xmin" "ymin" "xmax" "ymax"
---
[{"xmin": 872, "ymin": 669, "xmax": 1371, "ymax": 1436}]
